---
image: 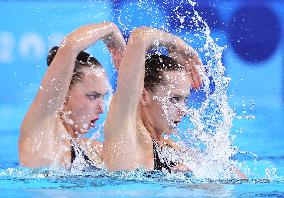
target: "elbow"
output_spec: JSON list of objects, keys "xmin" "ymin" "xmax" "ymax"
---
[
  {"xmin": 103, "ymin": 21, "xmax": 118, "ymax": 30},
  {"xmin": 128, "ymin": 28, "xmax": 150, "ymax": 48}
]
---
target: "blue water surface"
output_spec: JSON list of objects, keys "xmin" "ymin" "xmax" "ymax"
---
[
  {"xmin": 1, "ymin": 0, "xmax": 284, "ymax": 197},
  {"xmin": 0, "ymin": 106, "xmax": 284, "ymax": 197}
]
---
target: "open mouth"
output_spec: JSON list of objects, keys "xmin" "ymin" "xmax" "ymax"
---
[
  {"xmin": 90, "ymin": 118, "xmax": 98, "ymax": 127},
  {"xmin": 173, "ymin": 120, "xmax": 181, "ymax": 125}
]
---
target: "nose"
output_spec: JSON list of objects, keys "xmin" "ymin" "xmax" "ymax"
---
[
  {"xmin": 97, "ymin": 99, "xmax": 104, "ymax": 114},
  {"xmin": 178, "ymin": 104, "xmax": 187, "ymax": 118}
]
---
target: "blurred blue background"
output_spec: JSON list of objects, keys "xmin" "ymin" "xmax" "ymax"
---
[{"xmin": 0, "ymin": 0, "xmax": 283, "ymax": 170}]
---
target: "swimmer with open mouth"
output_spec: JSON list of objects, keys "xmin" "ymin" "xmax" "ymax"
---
[
  {"xmin": 103, "ymin": 27, "xmax": 247, "ymax": 178},
  {"xmin": 19, "ymin": 22, "xmax": 126, "ymax": 169}
]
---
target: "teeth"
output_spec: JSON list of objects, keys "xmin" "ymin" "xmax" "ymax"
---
[
  {"xmin": 83, "ymin": 123, "xmax": 89, "ymax": 129},
  {"xmin": 67, "ymin": 119, "xmax": 74, "ymax": 125}
]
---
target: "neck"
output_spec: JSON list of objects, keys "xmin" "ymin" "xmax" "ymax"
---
[
  {"xmin": 59, "ymin": 111, "xmax": 77, "ymax": 139},
  {"xmin": 140, "ymin": 107, "xmax": 163, "ymax": 142}
]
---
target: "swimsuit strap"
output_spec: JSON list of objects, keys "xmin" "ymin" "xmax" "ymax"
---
[
  {"xmin": 152, "ymin": 138, "xmax": 177, "ymax": 173},
  {"xmin": 70, "ymin": 139, "xmax": 94, "ymax": 166},
  {"xmin": 70, "ymin": 140, "xmax": 76, "ymax": 164}
]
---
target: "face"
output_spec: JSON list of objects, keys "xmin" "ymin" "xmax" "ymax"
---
[
  {"xmin": 143, "ymin": 70, "xmax": 191, "ymax": 134},
  {"xmin": 63, "ymin": 67, "xmax": 110, "ymax": 135}
]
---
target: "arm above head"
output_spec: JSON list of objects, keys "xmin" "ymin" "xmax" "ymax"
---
[
  {"xmin": 105, "ymin": 27, "xmax": 203, "ymax": 126},
  {"xmin": 102, "ymin": 26, "xmax": 126, "ymax": 70},
  {"xmin": 19, "ymin": 22, "xmax": 123, "ymax": 167},
  {"xmin": 21, "ymin": 22, "xmax": 123, "ymax": 130},
  {"xmin": 130, "ymin": 27, "xmax": 203, "ymax": 89},
  {"xmin": 103, "ymin": 27, "xmax": 202, "ymax": 171}
]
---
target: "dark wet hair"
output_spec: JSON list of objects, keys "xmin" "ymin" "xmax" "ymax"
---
[
  {"xmin": 47, "ymin": 46, "xmax": 102, "ymax": 89},
  {"xmin": 144, "ymin": 54, "xmax": 184, "ymax": 92}
]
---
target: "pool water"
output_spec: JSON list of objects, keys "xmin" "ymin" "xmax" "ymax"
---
[
  {"xmin": 1, "ymin": 105, "xmax": 284, "ymax": 197},
  {"xmin": 1, "ymin": 0, "xmax": 284, "ymax": 197},
  {"xmin": 0, "ymin": 168, "xmax": 284, "ymax": 197}
]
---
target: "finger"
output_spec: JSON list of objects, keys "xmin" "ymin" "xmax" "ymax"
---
[
  {"xmin": 186, "ymin": 63, "xmax": 196, "ymax": 89},
  {"xmin": 195, "ymin": 57, "xmax": 203, "ymax": 87},
  {"xmin": 192, "ymin": 63, "xmax": 201, "ymax": 89},
  {"xmin": 185, "ymin": 59, "xmax": 199, "ymax": 89},
  {"xmin": 191, "ymin": 63, "xmax": 199, "ymax": 89},
  {"xmin": 191, "ymin": 55, "xmax": 203, "ymax": 89}
]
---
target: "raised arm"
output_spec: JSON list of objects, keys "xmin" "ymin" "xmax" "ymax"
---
[
  {"xmin": 103, "ymin": 28, "xmax": 126, "ymax": 70},
  {"xmin": 103, "ymin": 27, "xmax": 202, "ymax": 171},
  {"xmin": 21, "ymin": 22, "xmax": 124, "ymax": 134},
  {"xmin": 19, "ymin": 22, "xmax": 125, "ymax": 166}
]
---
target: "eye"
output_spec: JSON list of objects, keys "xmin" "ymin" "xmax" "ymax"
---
[
  {"xmin": 169, "ymin": 96, "xmax": 182, "ymax": 104},
  {"xmin": 86, "ymin": 94, "xmax": 99, "ymax": 101}
]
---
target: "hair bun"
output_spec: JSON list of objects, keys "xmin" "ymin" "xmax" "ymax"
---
[
  {"xmin": 47, "ymin": 46, "xmax": 59, "ymax": 66},
  {"xmin": 46, "ymin": 46, "xmax": 101, "ymax": 67},
  {"xmin": 76, "ymin": 51, "xmax": 91, "ymax": 64}
]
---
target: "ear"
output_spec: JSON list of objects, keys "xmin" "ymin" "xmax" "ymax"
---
[{"xmin": 141, "ymin": 89, "xmax": 152, "ymax": 107}]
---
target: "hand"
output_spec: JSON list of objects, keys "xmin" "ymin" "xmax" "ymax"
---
[
  {"xmin": 169, "ymin": 40, "xmax": 203, "ymax": 90},
  {"xmin": 106, "ymin": 40, "xmax": 125, "ymax": 70},
  {"xmin": 128, "ymin": 27, "xmax": 203, "ymax": 89},
  {"xmin": 103, "ymin": 26, "xmax": 126, "ymax": 70}
]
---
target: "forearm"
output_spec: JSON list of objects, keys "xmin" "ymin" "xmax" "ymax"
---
[
  {"xmin": 102, "ymin": 25, "xmax": 126, "ymax": 52},
  {"xmin": 132, "ymin": 27, "xmax": 203, "ymax": 89},
  {"xmin": 64, "ymin": 22, "xmax": 122, "ymax": 54},
  {"xmin": 30, "ymin": 22, "xmax": 120, "ymax": 116},
  {"xmin": 129, "ymin": 27, "xmax": 179, "ymax": 52}
]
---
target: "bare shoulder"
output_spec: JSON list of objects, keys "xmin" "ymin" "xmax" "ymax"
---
[{"xmin": 19, "ymin": 114, "xmax": 64, "ymax": 167}]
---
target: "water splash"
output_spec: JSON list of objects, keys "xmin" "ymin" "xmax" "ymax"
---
[
  {"xmin": 14, "ymin": 0, "xmax": 281, "ymax": 181},
  {"xmin": 111, "ymin": 0, "xmax": 246, "ymax": 179},
  {"xmin": 117, "ymin": 0, "xmax": 281, "ymax": 180}
]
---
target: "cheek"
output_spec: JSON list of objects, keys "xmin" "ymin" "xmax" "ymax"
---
[
  {"xmin": 80, "ymin": 101, "xmax": 95, "ymax": 115},
  {"xmin": 81, "ymin": 100, "xmax": 102, "ymax": 117},
  {"xmin": 154, "ymin": 101, "xmax": 169, "ymax": 121},
  {"xmin": 68, "ymin": 100, "xmax": 90, "ymax": 117},
  {"xmin": 161, "ymin": 104, "xmax": 178, "ymax": 121}
]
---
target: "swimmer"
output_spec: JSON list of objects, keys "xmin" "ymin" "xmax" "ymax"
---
[
  {"xmin": 103, "ymin": 27, "xmax": 247, "ymax": 179},
  {"xmin": 19, "ymin": 22, "xmax": 126, "ymax": 168}
]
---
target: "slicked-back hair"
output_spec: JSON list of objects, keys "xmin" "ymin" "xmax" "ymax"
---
[
  {"xmin": 144, "ymin": 54, "xmax": 184, "ymax": 92},
  {"xmin": 47, "ymin": 46, "xmax": 102, "ymax": 89}
]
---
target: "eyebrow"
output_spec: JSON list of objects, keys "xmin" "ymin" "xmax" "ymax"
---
[
  {"xmin": 171, "ymin": 93, "xmax": 189, "ymax": 98},
  {"xmin": 87, "ymin": 91, "xmax": 109, "ymax": 97}
]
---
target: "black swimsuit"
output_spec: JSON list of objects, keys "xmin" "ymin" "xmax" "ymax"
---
[
  {"xmin": 70, "ymin": 140, "xmax": 97, "ymax": 168},
  {"xmin": 70, "ymin": 139, "xmax": 177, "ymax": 172},
  {"xmin": 152, "ymin": 139, "xmax": 177, "ymax": 173}
]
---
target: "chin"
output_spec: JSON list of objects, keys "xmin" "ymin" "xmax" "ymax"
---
[
  {"xmin": 77, "ymin": 128, "xmax": 89, "ymax": 134},
  {"xmin": 168, "ymin": 123, "xmax": 178, "ymax": 132},
  {"xmin": 163, "ymin": 126, "xmax": 174, "ymax": 134}
]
